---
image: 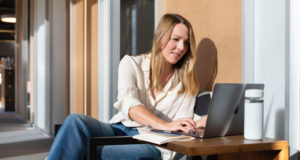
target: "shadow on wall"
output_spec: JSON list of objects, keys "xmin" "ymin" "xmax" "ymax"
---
[
  {"xmin": 275, "ymin": 108, "xmax": 284, "ymax": 139},
  {"xmin": 264, "ymin": 95, "xmax": 285, "ymax": 140},
  {"xmin": 263, "ymin": 95, "xmax": 274, "ymax": 138},
  {"xmin": 195, "ymin": 38, "xmax": 218, "ymax": 92}
]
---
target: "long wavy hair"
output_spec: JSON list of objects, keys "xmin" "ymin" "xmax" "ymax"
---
[{"xmin": 149, "ymin": 13, "xmax": 199, "ymax": 96}]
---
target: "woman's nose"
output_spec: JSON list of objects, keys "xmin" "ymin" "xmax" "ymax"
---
[{"xmin": 177, "ymin": 41, "xmax": 185, "ymax": 51}]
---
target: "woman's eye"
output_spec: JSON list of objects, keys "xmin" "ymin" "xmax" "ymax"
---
[{"xmin": 172, "ymin": 38, "xmax": 179, "ymax": 41}]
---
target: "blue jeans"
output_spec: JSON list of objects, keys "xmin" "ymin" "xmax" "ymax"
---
[{"xmin": 48, "ymin": 114, "xmax": 162, "ymax": 160}]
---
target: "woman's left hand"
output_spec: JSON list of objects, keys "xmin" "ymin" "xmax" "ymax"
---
[{"xmin": 196, "ymin": 115, "xmax": 207, "ymax": 128}]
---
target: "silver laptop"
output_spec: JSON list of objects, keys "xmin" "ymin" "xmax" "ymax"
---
[{"xmin": 188, "ymin": 83, "xmax": 264, "ymax": 138}]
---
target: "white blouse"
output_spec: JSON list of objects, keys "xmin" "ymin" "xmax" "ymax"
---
[{"xmin": 109, "ymin": 54, "xmax": 197, "ymax": 130}]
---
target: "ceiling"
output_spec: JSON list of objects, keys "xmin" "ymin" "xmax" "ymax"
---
[{"xmin": 0, "ymin": 0, "xmax": 15, "ymax": 41}]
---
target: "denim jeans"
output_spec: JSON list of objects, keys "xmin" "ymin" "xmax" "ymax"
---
[{"xmin": 48, "ymin": 114, "xmax": 162, "ymax": 160}]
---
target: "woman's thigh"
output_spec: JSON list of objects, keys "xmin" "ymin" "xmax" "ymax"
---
[
  {"xmin": 96, "ymin": 123, "xmax": 162, "ymax": 160},
  {"xmin": 60, "ymin": 114, "xmax": 116, "ymax": 137}
]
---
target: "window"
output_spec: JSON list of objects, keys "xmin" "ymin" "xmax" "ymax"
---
[{"xmin": 120, "ymin": 0, "xmax": 154, "ymax": 58}]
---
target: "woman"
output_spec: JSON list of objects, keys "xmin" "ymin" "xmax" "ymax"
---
[{"xmin": 48, "ymin": 13, "xmax": 206, "ymax": 160}]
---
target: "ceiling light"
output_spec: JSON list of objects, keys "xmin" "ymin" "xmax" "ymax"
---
[{"xmin": 1, "ymin": 14, "xmax": 16, "ymax": 23}]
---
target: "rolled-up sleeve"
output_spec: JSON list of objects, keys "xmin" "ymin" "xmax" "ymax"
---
[{"xmin": 113, "ymin": 55, "xmax": 143, "ymax": 119}]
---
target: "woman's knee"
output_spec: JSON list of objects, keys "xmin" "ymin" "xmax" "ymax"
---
[
  {"xmin": 62, "ymin": 114, "xmax": 115, "ymax": 138},
  {"xmin": 66, "ymin": 113, "xmax": 85, "ymax": 120},
  {"xmin": 64, "ymin": 114, "xmax": 103, "ymax": 131},
  {"xmin": 63, "ymin": 114, "xmax": 88, "ymax": 127}
]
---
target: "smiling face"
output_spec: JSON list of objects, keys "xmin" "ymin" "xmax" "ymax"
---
[{"xmin": 161, "ymin": 23, "xmax": 189, "ymax": 66}]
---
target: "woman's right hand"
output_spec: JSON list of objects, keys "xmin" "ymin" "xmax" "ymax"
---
[
  {"xmin": 161, "ymin": 118, "xmax": 196, "ymax": 134},
  {"xmin": 128, "ymin": 105, "xmax": 196, "ymax": 133}
]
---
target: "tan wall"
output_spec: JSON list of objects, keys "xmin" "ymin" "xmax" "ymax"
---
[
  {"xmin": 86, "ymin": 0, "xmax": 98, "ymax": 118},
  {"xmin": 69, "ymin": 0, "xmax": 98, "ymax": 118},
  {"xmin": 70, "ymin": 0, "xmax": 84, "ymax": 114},
  {"xmin": 164, "ymin": 0, "xmax": 242, "ymax": 91}
]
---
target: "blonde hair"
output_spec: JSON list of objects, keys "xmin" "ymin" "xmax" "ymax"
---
[{"xmin": 149, "ymin": 13, "xmax": 199, "ymax": 96}]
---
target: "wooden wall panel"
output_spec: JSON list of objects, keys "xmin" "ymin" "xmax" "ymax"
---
[
  {"xmin": 70, "ymin": 0, "xmax": 84, "ymax": 114},
  {"xmin": 86, "ymin": 0, "xmax": 98, "ymax": 118},
  {"xmin": 69, "ymin": 0, "xmax": 98, "ymax": 118},
  {"xmin": 163, "ymin": 0, "xmax": 242, "ymax": 91}
]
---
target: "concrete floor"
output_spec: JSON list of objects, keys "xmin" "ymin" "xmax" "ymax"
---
[{"xmin": 0, "ymin": 105, "xmax": 52, "ymax": 160}]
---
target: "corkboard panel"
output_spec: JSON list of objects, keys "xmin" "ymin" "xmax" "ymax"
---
[{"xmin": 163, "ymin": 0, "xmax": 242, "ymax": 91}]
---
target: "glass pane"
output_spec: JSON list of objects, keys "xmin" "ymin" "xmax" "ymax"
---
[{"xmin": 120, "ymin": 0, "xmax": 154, "ymax": 59}]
